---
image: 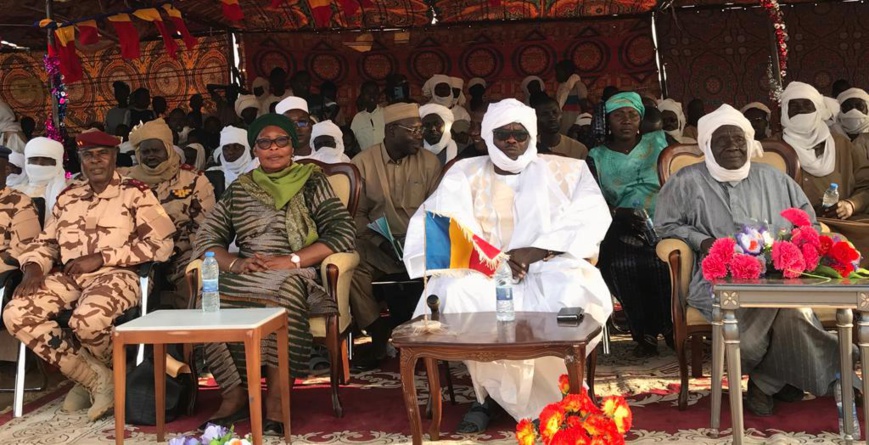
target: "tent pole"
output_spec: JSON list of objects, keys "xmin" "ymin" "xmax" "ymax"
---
[
  {"xmin": 768, "ymin": 21, "xmax": 782, "ymax": 91},
  {"xmin": 46, "ymin": 0, "xmax": 60, "ymax": 130}
]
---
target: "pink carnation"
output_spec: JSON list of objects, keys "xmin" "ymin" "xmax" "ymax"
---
[
  {"xmin": 781, "ymin": 208, "xmax": 812, "ymax": 228},
  {"xmin": 708, "ymin": 238, "xmax": 736, "ymax": 263},
  {"xmin": 772, "ymin": 241, "xmax": 806, "ymax": 278},
  {"xmin": 729, "ymin": 254, "xmax": 764, "ymax": 279},
  {"xmin": 791, "ymin": 226, "xmax": 820, "ymax": 250},
  {"xmin": 801, "ymin": 243, "xmax": 820, "ymax": 271},
  {"xmin": 701, "ymin": 254, "xmax": 729, "ymax": 281}
]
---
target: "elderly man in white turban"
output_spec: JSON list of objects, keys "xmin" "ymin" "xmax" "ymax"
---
[
  {"xmin": 837, "ymin": 88, "xmax": 869, "ymax": 159},
  {"xmin": 740, "ymin": 102, "xmax": 774, "ymax": 140},
  {"xmin": 419, "ymin": 103, "xmax": 458, "ymax": 165},
  {"xmin": 658, "ymin": 98, "xmax": 695, "ymax": 143},
  {"xmin": 423, "ymin": 74, "xmax": 454, "ymax": 108},
  {"xmin": 309, "ymin": 120, "xmax": 351, "ymax": 164},
  {"xmin": 234, "ymin": 94, "xmax": 260, "ymax": 126},
  {"xmin": 656, "ymin": 103, "xmax": 849, "ymax": 416},
  {"xmin": 403, "ymin": 98, "xmax": 612, "ymax": 432},
  {"xmin": 276, "ymin": 96, "xmax": 315, "ymax": 159},
  {"xmin": 210, "ymin": 126, "xmax": 258, "ymax": 186},
  {"xmin": 15, "ymin": 137, "xmax": 67, "ymax": 217},
  {"xmin": 0, "ymin": 100, "xmax": 26, "ymax": 154}
]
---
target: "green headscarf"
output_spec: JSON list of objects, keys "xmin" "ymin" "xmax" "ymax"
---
[
  {"xmin": 247, "ymin": 113, "xmax": 299, "ymax": 149},
  {"xmin": 252, "ymin": 162, "xmax": 315, "ymax": 210},
  {"xmin": 605, "ymin": 92, "xmax": 645, "ymax": 118}
]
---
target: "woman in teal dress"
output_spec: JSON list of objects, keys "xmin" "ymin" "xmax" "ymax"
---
[{"xmin": 588, "ymin": 92, "xmax": 673, "ymax": 357}]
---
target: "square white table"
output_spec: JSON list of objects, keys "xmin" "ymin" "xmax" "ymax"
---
[{"xmin": 112, "ymin": 308, "xmax": 291, "ymax": 445}]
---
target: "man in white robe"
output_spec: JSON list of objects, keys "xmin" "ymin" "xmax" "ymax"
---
[
  {"xmin": 14, "ymin": 137, "xmax": 68, "ymax": 217},
  {"xmin": 419, "ymin": 103, "xmax": 458, "ymax": 165},
  {"xmin": 403, "ymin": 98, "xmax": 613, "ymax": 429},
  {"xmin": 209, "ymin": 126, "xmax": 258, "ymax": 186},
  {"xmin": 309, "ymin": 120, "xmax": 351, "ymax": 164}
]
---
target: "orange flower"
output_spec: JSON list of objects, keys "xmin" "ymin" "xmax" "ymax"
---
[
  {"xmin": 600, "ymin": 395, "xmax": 633, "ymax": 434},
  {"xmin": 581, "ymin": 413, "xmax": 617, "ymax": 438},
  {"xmin": 539, "ymin": 403, "xmax": 565, "ymax": 442},
  {"xmin": 550, "ymin": 425, "xmax": 591, "ymax": 445},
  {"xmin": 515, "ymin": 418, "xmax": 537, "ymax": 445},
  {"xmin": 561, "ymin": 392, "xmax": 600, "ymax": 416},
  {"xmin": 558, "ymin": 374, "xmax": 570, "ymax": 396}
]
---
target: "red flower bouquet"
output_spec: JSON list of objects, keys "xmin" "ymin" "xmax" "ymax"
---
[
  {"xmin": 700, "ymin": 208, "xmax": 869, "ymax": 281},
  {"xmin": 515, "ymin": 375, "xmax": 632, "ymax": 445}
]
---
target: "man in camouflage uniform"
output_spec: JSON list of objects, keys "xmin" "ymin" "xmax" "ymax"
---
[
  {"xmin": 126, "ymin": 119, "xmax": 215, "ymax": 308},
  {"xmin": 2, "ymin": 130, "xmax": 175, "ymax": 421}
]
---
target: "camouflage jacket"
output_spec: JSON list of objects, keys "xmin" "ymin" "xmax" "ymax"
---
[
  {"xmin": 148, "ymin": 165, "xmax": 215, "ymax": 262},
  {"xmin": 0, "ymin": 188, "xmax": 41, "ymax": 274}
]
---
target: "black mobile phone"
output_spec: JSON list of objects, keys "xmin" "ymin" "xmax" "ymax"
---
[{"xmin": 557, "ymin": 307, "xmax": 585, "ymax": 325}]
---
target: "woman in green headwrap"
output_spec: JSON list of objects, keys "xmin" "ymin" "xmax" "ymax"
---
[
  {"xmin": 192, "ymin": 114, "xmax": 355, "ymax": 434},
  {"xmin": 588, "ymin": 92, "xmax": 673, "ymax": 357}
]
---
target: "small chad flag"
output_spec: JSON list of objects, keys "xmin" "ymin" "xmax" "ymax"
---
[
  {"xmin": 424, "ymin": 212, "xmax": 503, "ymax": 277},
  {"xmin": 108, "ymin": 14, "xmax": 140, "ymax": 60}
]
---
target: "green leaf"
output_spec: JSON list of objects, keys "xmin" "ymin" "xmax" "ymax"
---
[{"xmin": 812, "ymin": 265, "xmax": 843, "ymax": 279}]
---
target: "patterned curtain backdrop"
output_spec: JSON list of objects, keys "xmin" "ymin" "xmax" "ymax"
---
[
  {"xmin": 242, "ymin": 18, "xmax": 659, "ymax": 117},
  {"xmin": 432, "ymin": 0, "xmax": 658, "ymax": 23},
  {"xmin": 0, "ymin": 36, "xmax": 230, "ymax": 135},
  {"xmin": 657, "ymin": 2, "xmax": 869, "ymax": 110}
]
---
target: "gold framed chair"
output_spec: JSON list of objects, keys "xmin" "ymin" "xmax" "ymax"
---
[
  {"xmin": 185, "ymin": 160, "xmax": 361, "ymax": 417},
  {"xmin": 655, "ymin": 140, "xmax": 837, "ymax": 410}
]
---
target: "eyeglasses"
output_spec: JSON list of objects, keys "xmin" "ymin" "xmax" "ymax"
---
[
  {"xmin": 395, "ymin": 124, "xmax": 424, "ymax": 136},
  {"xmin": 254, "ymin": 136, "xmax": 293, "ymax": 150},
  {"xmin": 492, "ymin": 129, "xmax": 530, "ymax": 142},
  {"xmin": 294, "ymin": 120, "xmax": 310, "ymax": 128}
]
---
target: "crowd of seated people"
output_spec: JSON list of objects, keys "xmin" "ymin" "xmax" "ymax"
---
[{"xmin": 0, "ymin": 68, "xmax": 867, "ymax": 435}]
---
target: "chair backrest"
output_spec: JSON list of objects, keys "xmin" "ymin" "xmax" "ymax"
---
[
  {"xmin": 31, "ymin": 197, "xmax": 46, "ymax": 228},
  {"xmin": 657, "ymin": 140, "xmax": 801, "ymax": 186},
  {"xmin": 203, "ymin": 170, "xmax": 226, "ymax": 199},
  {"xmin": 297, "ymin": 159, "xmax": 362, "ymax": 217}
]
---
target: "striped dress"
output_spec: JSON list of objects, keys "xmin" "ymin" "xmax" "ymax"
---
[{"xmin": 192, "ymin": 169, "xmax": 355, "ymax": 391}]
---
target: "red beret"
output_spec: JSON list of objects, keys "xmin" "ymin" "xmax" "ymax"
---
[{"xmin": 75, "ymin": 130, "xmax": 121, "ymax": 150}]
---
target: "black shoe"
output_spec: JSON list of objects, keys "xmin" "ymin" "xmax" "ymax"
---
[
  {"xmin": 198, "ymin": 404, "xmax": 250, "ymax": 431},
  {"xmin": 350, "ymin": 354, "xmax": 382, "ymax": 372},
  {"xmin": 773, "ymin": 384, "xmax": 805, "ymax": 403},
  {"xmin": 263, "ymin": 419, "xmax": 284, "ymax": 436},
  {"xmin": 632, "ymin": 342, "xmax": 658, "ymax": 358},
  {"xmin": 746, "ymin": 380, "xmax": 774, "ymax": 417}
]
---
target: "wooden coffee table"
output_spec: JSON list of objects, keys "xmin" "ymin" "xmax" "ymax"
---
[
  {"xmin": 392, "ymin": 311, "xmax": 601, "ymax": 445},
  {"xmin": 112, "ymin": 308, "xmax": 292, "ymax": 445}
]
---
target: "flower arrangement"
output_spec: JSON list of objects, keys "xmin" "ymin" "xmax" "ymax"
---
[
  {"xmin": 516, "ymin": 375, "xmax": 632, "ymax": 445},
  {"xmin": 168, "ymin": 424, "xmax": 252, "ymax": 445},
  {"xmin": 701, "ymin": 208, "xmax": 869, "ymax": 281}
]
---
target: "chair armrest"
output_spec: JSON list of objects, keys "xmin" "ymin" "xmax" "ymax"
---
[
  {"xmin": 656, "ymin": 238, "xmax": 694, "ymax": 334},
  {"xmin": 319, "ymin": 252, "xmax": 360, "ymax": 326},
  {"xmin": 820, "ymin": 222, "xmax": 831, "ymax": 233}
]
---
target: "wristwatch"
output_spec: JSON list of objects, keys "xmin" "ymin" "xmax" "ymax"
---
[{"xmin": 290, "ymin": 253, "xmax": 301, "ymax": 268}]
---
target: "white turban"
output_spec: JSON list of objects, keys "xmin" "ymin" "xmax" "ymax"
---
[
  {"xmin": 781, "ymin": 81, "xmax": 836, "ymax": 177},
  {"xmin": 275, "ymin": 96, "xmax": 309, "ymax": 115},
  {"xmin": 698, "ymin": 104, "xmax": 763, "ymax": 183},
  {"xmin": 419, "ymin": 103, "xmax": 457, "ymax": 160},
  {"xmin": 218, "ymin": 126, "xmax": 255, "ymax": 184},
  {"xmin": 449, "ymin": 77, "xmax": 466, "ymax": 107},
  {"xmin": 310, "ymin": 120, "xmax": 347, "ymax": 164},
  {"xmin": 468, "ymin": 78, "xmax": 487, "ymax": 90},
  {"xmin": 422, "ymin": 74, "xmax": 454, "ymax": 108},
  {"xmin": 740, "ymin": 102, "xmax": 772, "ymax": 119},
  {"xmin": 574, "ymin": 113, "xmax": 593, "ymax": 126},
  {"xmin": 23, "ymin": 137, "xmax": 67, "ymax": 212},
  {"xmin": 837, "ymin": 88, "xmax": 869, "ymax": 135},
  {"xmin": 7, "ymin": 151, "xmax": 27, "ymax": 187},
  {"xmin": 234, "ymin": 94, "xmax": 259, "ymax": 118},
  {"xmin": 520, "ymin": 76, "xmax": 545, "ymax": 105},
  {"xmin": 251, "ymin": 77, "xmax": 269, "ymax": 96},
  {"xmin": 482, "ymin": 99, "xmax": 538, "ymax": 174},
  {"xmin": 184, "ymin": 142, "xmax": 207, "ymax": 171},
  {"xmin": 657, "ymin": 98, "xmax": 687, "ymax": 138}
]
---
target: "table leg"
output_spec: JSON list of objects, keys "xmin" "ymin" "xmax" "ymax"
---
[
  {"xmin": 565, "ymin": 345, "xmax": 586, "ymax": 395},
  {"xmin": 245, "ymin": 331, "xmax": 264, "ymax": 445},
  {"xmin": 154, "ymin": 343, "xmax": 166, "ymax": 443},
  {"xmin": 399, "ymin": 349, "xmax": 423, "ymax": 445},
  {"xmin": 113, "ymin": 335, "xmax": 126, "ymax": 445},
  {"xmin": 838, "ymin": 309, "xmax": 855, "ymax": 444},
  {"xmin": 859, "ymin": 311, "xmax": 869, "ymax": 442},
  {"xmin": 711, "ymin": 299, "xmax": 724, "ymax": 436},
  {"xmin": 424, "ymin": 358, "xmax": 441, "ymax": 441},
  {"xmin": 275, "ymin": 323, "xmax": 292, "ymax": 443},
  {"xmin": 722, "ymin": 309, "xmax": 743, "ymax": 445}
]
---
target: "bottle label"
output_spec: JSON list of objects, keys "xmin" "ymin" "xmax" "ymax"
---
[
  {"xmin": 202, "ymin": 279, "xmax": 219, "ymax": 293},
  {"xmin": 496, "ymin": 287, "xmax": 512, "ymax": 302}
]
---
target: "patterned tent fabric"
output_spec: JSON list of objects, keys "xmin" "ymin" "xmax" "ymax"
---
[{"xmin": 432, "ymin": 0, "xmax": 658, "ymax": 23}]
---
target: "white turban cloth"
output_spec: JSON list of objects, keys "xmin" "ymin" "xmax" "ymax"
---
[
  {"xmin": 556, "ymin": 74, "xmax": 587, "ymax": 109},
  {"xmin": 698, "ymin": 104, "xmax": 763, "ymax": 183},
  {"xmin": 309, "ymin": 120, "xmax": 349, "ymax": 164},
  {"xmin": 520, "ymin": 76, "xmax": 545, "ymax": 105},
  {"xmin": 450, "ymin": 76, "xmax": 466, "ymax": 107},
  {"xmin": 184, "ymin": 142, "xmax": 207, "ymax": 171},
  {"xmin": 419, "ymin": 103, "xmax": 458, "ymax": 161},
  {"xmin": 22, "ymin": 137, "xmax": 67, "ymax": 213},
  {"xmin": 423, "ymin": 74, "xmax": 454, "ymax": 108},
  {"xmin": 468, "ymin": 78, "xmax": 487, "ymax": 90},
  {"xmin": 482, "ymin": 99, "xmax": 539, "ymax": 174},
  {"xmin": 574, "ymin": 113, "xmax": 593, "ymax": 126},
  {"xmin": 7, "ymin": 151, "xmax": 27, "ymax": 187},
  {"xmin": 781, "ymin": 81, "xmax": 836, "ymax": 177},
  {"xmin": 837, "ymin": 88, "xmax": 869, "ymax": 135},
  {"xmin": 217, "ymin": 125, "xmax": 256, "ymax": 184},
  {"xmin": 658, "ymin": 98, "xmax": 687, "ymax": 138},
  {"xmin": 740, "ymin": 102, "xmax": 773, "ymax": 138},
  {"xmin": 234, "ymin": 94, "xmax": 260, "ymax": 118},
  {"xmin": 276, "ymin": 96, "xmax": 309, "ymax": 115}
]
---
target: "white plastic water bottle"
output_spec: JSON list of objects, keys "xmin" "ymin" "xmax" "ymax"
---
[
  {"xmin": 834, "ymin": 372, "xmax": 861, "ymax": 440},
  {"xmin": 201, "ymin": 252, "xmax": 220, "ymax": 313},
  {"xmin": 495, "ymin": 260, "xmax": 515, "ymax": 322},
  {"xmin": 823, "ymin": 183, "xmax": 840, "ymax": 209}
]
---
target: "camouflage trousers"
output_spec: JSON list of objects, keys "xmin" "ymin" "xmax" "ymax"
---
[{"xmin": 2, "ymin": 269, "xmax": 139, "ymax": 376}]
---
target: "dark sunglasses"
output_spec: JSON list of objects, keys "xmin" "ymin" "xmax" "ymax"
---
[
  {"xmin": 493, "ymin": 129, "xmax": 530, "ymax": 142},
  {"xmin": 255, "ymin": 136, "xmax": 292, "ymax": 150}
]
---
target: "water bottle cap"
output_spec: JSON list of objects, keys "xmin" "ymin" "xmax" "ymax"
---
[
  {"xmin": 632, "ymin": 200, "xmax": 641, "ymax": 208},
  {"xmin": 831, "ymin": 183, "xmax": 839, "ymax": 189},
  {"xmin": 205, "ymin": 251, "xmax": 215, "ymax": 257}
]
